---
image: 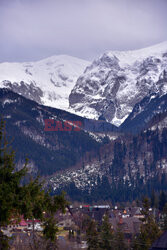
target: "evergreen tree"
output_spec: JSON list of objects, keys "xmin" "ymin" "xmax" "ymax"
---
[
  {"xmin": 0, "ymin": 120, "xmax": 28, "ymax": 247},
  {"xmin": 0, "ymin": 120, "xmax": 67, "ymax": 249},
  {"xmin": 86, "ymin": 219, "xmax": 100, "ymax": 250},
  {"xmin": 43, "ymin": 217, "xmax": 58, "ymax": 249},
  {"xmin": 114, "ymin": 226, "xmax": 127, "ymax": 250},
  {"xmin": 135, "ymin": 198, "xmax": 161, "ymax": 250},
  {"xmin": 151, "ymin": 190, "xmax": 156, "ymax": 208},
  {"xmin": 100, "ymin": 214, "xmax": 114, "ymax": 250},
  {"xmin": 162, "ymin": 203, "xmax": 167, "ymax": 231},
  {"xmin": 159, "ymin": 191, "xmax": 167, "ymax": 211},
  {"xmin": 151, "ymin": 190, "xmax": 159, "ymax": 209}
]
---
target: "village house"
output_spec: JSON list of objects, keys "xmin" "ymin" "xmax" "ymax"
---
[{"xmin": 6, "ymin": 217, "xmax": 42, "ymax": 232}]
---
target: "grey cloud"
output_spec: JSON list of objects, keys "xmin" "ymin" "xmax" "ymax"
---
[{"xmin": 0, "ymin": 0, "xmax": 167, "ymax": 62}]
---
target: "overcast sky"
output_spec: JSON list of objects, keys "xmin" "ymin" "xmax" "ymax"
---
[{"xmin": 0, "ymin": 0, "xmax": 167, "ymax": 62}]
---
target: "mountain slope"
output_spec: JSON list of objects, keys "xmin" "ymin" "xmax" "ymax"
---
[
  {"xmin": 69, "ymin": 41, "xmax": 167, "ymax": 126},
  {"xmin": 0, "ymin": 88, "xmax": 107, "ymax": 176},
  {"xmin": 0, "ymin": 55, "xmax": 90, "ymax": 111},
  {"xmin": 120, "ymin": 93, "xmax": 167, "ymax": 134},
  {"xmin": 50, "ymin": 114, "xmax": 167, "ymax": 202}
]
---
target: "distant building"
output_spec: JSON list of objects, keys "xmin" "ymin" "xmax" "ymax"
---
[
  {"xmin": 109, "ymin": 217, "xmax": 142, "ymax": 235},
  {"xmin": 7, "ymin": 217, "xmax": 42, "ymax": 232},
  {"xmin": 125, "ymin": 207, "xmax": 144, "ymax": 219},
  {"xmin": 79, "ymin": 205, "xmax": 110, "ymax": 223}
]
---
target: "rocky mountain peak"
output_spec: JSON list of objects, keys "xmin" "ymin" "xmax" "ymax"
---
[{"xmin": 69, "ymin": 42, "xmax": 167, "ymax": 126}]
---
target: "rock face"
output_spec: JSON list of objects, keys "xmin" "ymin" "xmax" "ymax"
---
[{"xmin": 69, "ymin": 42, "xmax": 167, "ymax": 126}]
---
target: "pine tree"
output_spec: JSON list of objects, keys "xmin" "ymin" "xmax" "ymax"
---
[
  {"xmin": 100, "ymin": 214, "xmax": 114, "ymax": 250},
  {"xmin": 114, "ymin": 225, "xmax": 127, "ymax": 250},
  {"xmin": 162, "ymin": 203, "xmax": 167, "ymax": 231},
  {"xmin": 134, "ymin": 197, "xmax": 161, "ymax": 250},
  {"xmin": 0, "ymin": 120, "xmax": 28, "ymax": 248},
  {"xmin": 151, "ymin": 190, "xmax": 158, "ymax": 208},
  {"xmin": 0, "ymin": 120, "xmax": 67, "ymax": 249},
  {"xmin": 159, "ymin": 191, "xmax": 167, "ymax": 211},
  {"xmin": 86, "ymin": 219, "xmax": 100, "ymax": 250}
]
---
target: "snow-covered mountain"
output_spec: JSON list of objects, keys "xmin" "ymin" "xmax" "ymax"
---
[
  {"xmin": 0, "ymin": 55, "xmax": 90, "ymax": 111},
  {"xmin": 1, "ymin": 42, "xmax": 167, "ymax": 127},
  {"xmin": 69, "ymin": 41, "xmax": 167, "ymax": 126}
]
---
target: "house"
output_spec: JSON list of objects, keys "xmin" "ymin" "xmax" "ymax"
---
[
  {"xmin": 82, "ymin": 207, "xmax": 109, "ymax": 223},
  {"xmin": 149, "ymin": 231, "xmax": 167, "ymax": 250},
  {"xmin": 55, "ymin": 208, "xmax": 75, "ymax": 229},
  {"xmin": 109, "ymin": 216, "xmax": 142, "ymax": 235},
  {"xmin": 7, "ymin": 218, "xmax": 28, "ymax": 232},
  {"xmin": 127, "ymin": 207, "xmax": 144, "ymax": 218},
  {"xmin": 7, "ymin": 217, "xmax": 42, "ymax": 232}
]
